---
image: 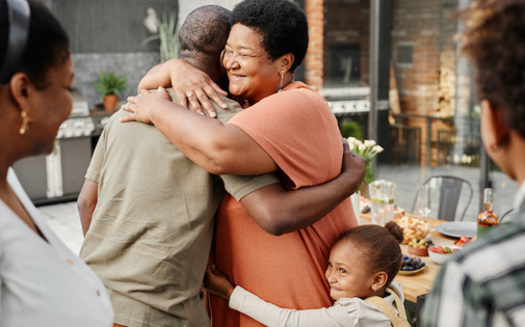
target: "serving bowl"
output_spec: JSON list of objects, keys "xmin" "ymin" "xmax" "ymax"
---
[
  {"xmin": 395, "ymin": 216, "xmax": 430, "ymax": 244},
  {"xmin": 408, "ymin": 245, "xmax": 428, "ymax": 256},
  {"xmin": 407, "ymin": 238, "xmax": 431, "ymax": 256},
  {"xmin": 428, "ymin": 245, "xmax": 461, "ymax": 264}
]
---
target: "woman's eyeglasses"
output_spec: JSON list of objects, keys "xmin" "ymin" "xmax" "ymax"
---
[{"xmin": 222, "ymin": 49, "xmax": 265, "ymax": 63}]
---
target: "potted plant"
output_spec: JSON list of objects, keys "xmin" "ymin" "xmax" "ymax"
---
[{"xmin": 93, "ymin": 71, "xmax": 128, "ymax": 113}]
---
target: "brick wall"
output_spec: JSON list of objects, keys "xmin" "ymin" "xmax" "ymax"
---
[
  {"xmin": 304, "ymin": 0, "xmax": 325, "ymax": 90},
  {"xmin": 391, "ymin": 0, "xmax": 458, "ymax": 117},
  {"xmin": 390, "ymin": 0, "xmax": 459, "ymax": 165},
  {"xmin": 323, "ymin": 0, "xmax": 370, "ymax": 88}
]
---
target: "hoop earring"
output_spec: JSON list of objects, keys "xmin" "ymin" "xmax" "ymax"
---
[{"xmin": 19, "ymin": 110, "xmax": 28, "ymax": 135}]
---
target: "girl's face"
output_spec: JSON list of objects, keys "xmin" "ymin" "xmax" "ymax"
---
[
  {"xmin": 325, "ymin": 240, "xmax": 377, "ymax": 300},
  {"xmin": 222, "ymin": 23, "xmax": 283, "ymax": 104}
]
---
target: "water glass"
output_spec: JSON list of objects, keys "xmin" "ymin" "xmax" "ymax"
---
[
  {"xmin": 369, "ymin": 180, "xmax": 396, "ymax": 226},
  {"xmin": 416, "ymin": 184, "xmax": 431, "ymax": 219}
]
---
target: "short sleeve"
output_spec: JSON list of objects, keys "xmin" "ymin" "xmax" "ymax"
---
[
  {"xmin": 85, "ymin": 121, "xmax": 109, "ymax": 183},
  {"xmin": 227, "ymin": 84, "xmax": 343, "ymax": 189},
  {"xmin": 221, "ymin": 173, "xmax": 279, "ymax": 201}
]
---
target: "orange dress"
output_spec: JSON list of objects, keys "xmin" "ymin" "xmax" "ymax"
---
[{"xmin": 209, "ymin": 82, "xmax": 358, "ymax": 326}]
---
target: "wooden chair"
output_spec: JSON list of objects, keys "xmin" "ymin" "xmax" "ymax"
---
[{"xmin": 411, "ymin": 176, "xmax": 473, "ymax": 221}]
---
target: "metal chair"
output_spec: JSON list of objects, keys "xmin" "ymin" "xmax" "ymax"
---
[
  {"xmin": 411, "ymin": 175, "xmax": 473, "ymax": 221},
  {"xmin": 500, "ymin": 208, "xmax": 514, "ymax": 223}
]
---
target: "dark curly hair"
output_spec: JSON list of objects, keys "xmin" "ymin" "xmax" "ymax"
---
[
  {"xmin": 230, "ymin": 0, "xmax": 308, "ymax": 73},
  {"xmin": 459, "ymin": 0, "xmax": 525, "ymax": 138},
  {"xmin": 335, "ymin": 221, "xmax": 403, "ymax": 289},
  {"xmin": 0, "ymin": 0, "xmax": 69, "ymax": 88}
]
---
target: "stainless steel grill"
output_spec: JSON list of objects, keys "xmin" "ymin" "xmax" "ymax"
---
[{"xmin": 13, "ymin": 89, "xmax": 98, "ymax": 205}]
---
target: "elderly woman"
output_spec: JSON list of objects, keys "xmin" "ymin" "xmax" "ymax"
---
[
  {"xmin": 0, "ymin": 0, "xmax": 113, "ymax": 325},
  {"xmin": 421, "ymin": 0, "xmax": 525, "ymax": 326},
  {"xmin": 122, "ymin": 0, "xmax": 362, "ymax": 326}
]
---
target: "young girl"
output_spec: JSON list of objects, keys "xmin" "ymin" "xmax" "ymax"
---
[{"xmin": 205, "ymin": 221, "xmax": 409, "ymax": 327}]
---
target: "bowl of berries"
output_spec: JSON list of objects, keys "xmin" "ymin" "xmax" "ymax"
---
[
  {"xmin": 399, "ymin": 254, "xmax": 426, "ymax": 275},
  {"xmin": 428, "ymin": 245, "xmax": 461, "ymax": 264}
]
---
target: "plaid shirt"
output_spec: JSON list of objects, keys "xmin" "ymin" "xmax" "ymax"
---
[{"xmin": 421, "ymin": 196, "xmax": 525, "ymax": 327}]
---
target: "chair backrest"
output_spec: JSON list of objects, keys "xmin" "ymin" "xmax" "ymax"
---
[
  {"xmin": 500, "ymin": 208, "xmax": 514, "ymax": 223},
  {"xmin": 412, "ymin": 175, "xmax": 473, "ymax": 221}
]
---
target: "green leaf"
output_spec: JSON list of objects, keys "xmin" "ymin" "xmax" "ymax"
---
[{"xmin": 92, "ymin": 71, "xmax": 128, "ymax": 97}]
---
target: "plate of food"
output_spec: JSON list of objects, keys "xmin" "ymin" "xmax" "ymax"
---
[
  {"xmin": 399, "ymin": 255, "xmax": 426, "ymax": 275},
  {"xmin": 435, "ymin": 221, "xmax": 477, "ymax": 238},
  {"xmin": 399, "ymin": 266, "xmax": 426, "ymax": 275}
]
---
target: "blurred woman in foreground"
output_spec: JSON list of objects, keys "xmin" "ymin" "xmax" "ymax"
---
[{"xmin": 0, "ymin": 0, "xmax": 113, "ymax": 325}]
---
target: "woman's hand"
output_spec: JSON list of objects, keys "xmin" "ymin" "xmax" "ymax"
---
[
  {"xmin": 204, "ymin": 266, "xmax": 235, "ymax": 301},
  {"xmin": 138, "ymin": 59, "xmax": 228, "ymax": 117},
  {"xmin": 120, "ymin": 87, "xmax": 172, "ymax": 124}
]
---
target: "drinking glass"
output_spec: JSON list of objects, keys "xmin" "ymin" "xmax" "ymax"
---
[
  {"xmin": 369, "ymin": 180, "xmax": 396, "ymax": 226},
  {"xmin": 416, "ymin": 184, "xmax": 431, "ymax": 219}
]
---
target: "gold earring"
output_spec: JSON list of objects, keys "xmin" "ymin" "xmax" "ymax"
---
[{"xmin": 19, "ymin": 110, "xmax": 28, "ymax": 135}]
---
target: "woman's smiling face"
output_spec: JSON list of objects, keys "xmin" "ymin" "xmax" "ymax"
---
[{"xmin": 222, "ymin": 23, "xmax": 283, "ymax": 104}]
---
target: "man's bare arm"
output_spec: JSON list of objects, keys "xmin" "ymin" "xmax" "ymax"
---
[
  {"xmin": 77, "ymin": 179, "xmax": 98, "ymax": 236},
  {"xmin": 239, "ymin": 140, "xmax": 366, "ymax": 235}
]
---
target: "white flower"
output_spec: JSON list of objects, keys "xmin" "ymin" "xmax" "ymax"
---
[
  {"xmin": 364, "ymin": 139, "xmax": 376, "ymax": 147},
  {"xmin": 373, "ymin": 145, "xmax": 384, "ymax": 153},
  {"xmin": 144, "ymin": 8, "xmax": 158, "ymax": 34},
  {"xmin": 347, "ymin": 137, "xmax": 359, "ymax": 145}
]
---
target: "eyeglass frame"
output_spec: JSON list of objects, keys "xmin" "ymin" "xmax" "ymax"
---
[{"xmin": 221, "ymin": 48, "xmax": 268, "ymax": 64}]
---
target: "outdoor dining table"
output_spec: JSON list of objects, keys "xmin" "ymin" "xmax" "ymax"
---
[{"xmin": 359, "ymin": 211, "xmax": 459, "ymax": 325}]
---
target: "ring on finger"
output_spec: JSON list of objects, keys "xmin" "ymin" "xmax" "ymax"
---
[{"xmin": 186, "ymin": 92, "xmax": 194, "ymax": 98}]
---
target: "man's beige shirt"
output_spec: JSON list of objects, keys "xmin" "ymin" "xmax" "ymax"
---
[{"xmin": 80, "ymin": 92, "xmax": 278, "ymax": 327}]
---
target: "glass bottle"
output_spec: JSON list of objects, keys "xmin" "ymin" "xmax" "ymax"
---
[{"xmin": 477, "ymin": 188, "xmax": 499, "ymax": 237}]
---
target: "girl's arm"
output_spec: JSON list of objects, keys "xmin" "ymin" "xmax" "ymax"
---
[
  {"xmin": 205, "ymin": 267, "xmax": 353, "ymax": 327},
  {"xmin": 121, "ymin": 87, "xmax": 276, "ymax": 175}
]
